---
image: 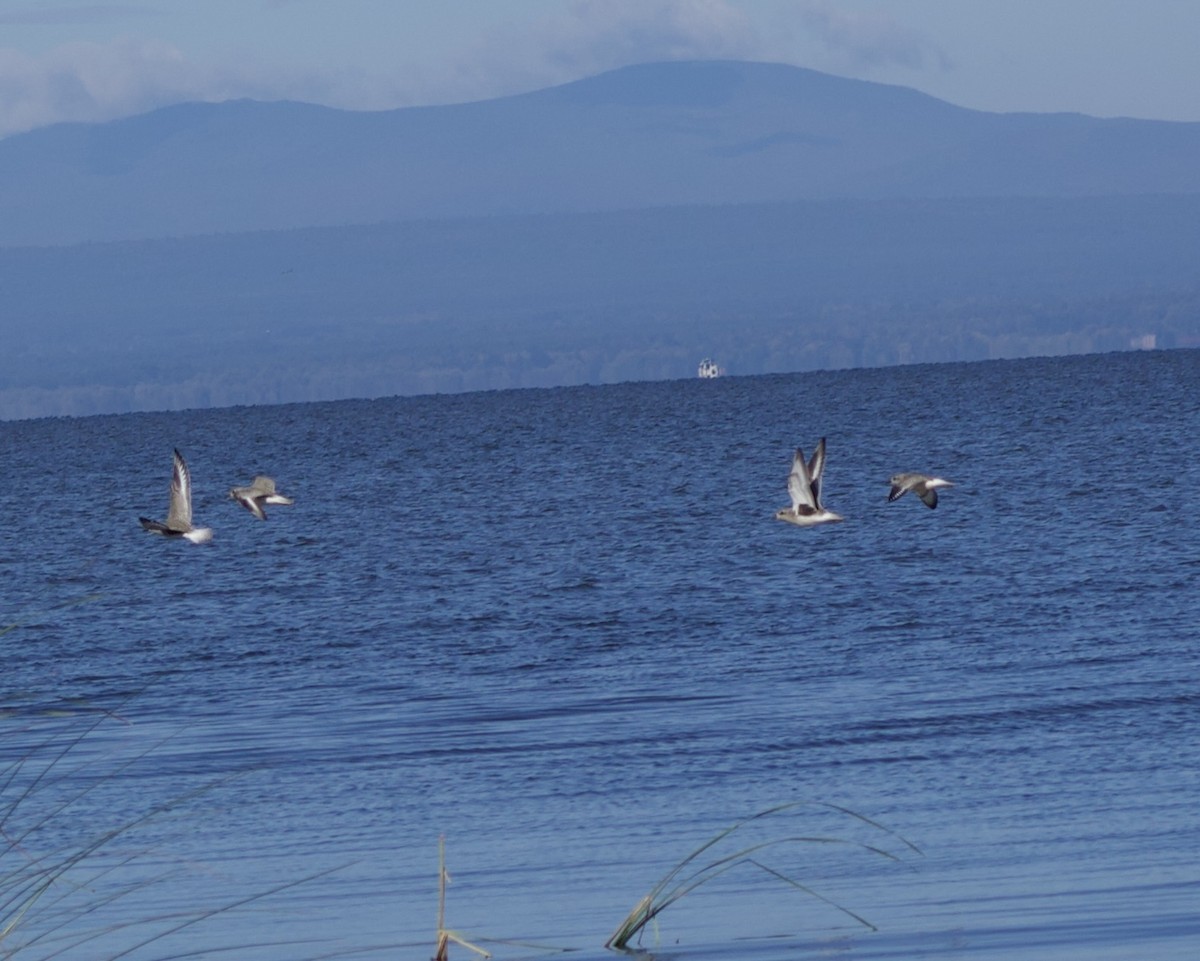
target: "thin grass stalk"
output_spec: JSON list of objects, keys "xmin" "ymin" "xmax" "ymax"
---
[
  {"xmin": 2, "ymin": 697, "xmax": 149, "ymax": 885},
  {"xmin": 608, "ymin": 837, "xmax": 879, "ymax": 949},
  {"xmin": 745, "ymin": 859, "xmax": 877, "ymax": 931},
  {"xmin": 6, "ymin": 858, "xmax": 171, "ymax": 954},
  {"xmin": 436, "ymin": 835, "xmax": 447, "ymax": 958},
  {"xmin": 0, "ymin": 593, "xmax": 103, "ymax": 639},
  {"xmin": 96, "ymin": 862, "xmax": 348, "ymax": 961},
  {"xmin": 7, "ymin": 822, "xmax": 348, "ymax": 960},
  {"xmin": 2, "ymin": 705, "xmax": 120, "ymax": 832},
  {"xmin": 1, "ymin": 784, "xmax": 209, "ymax": 952},
  {"xmin": 433, "ymin": 838, "xmax": 490, "ymax": 961},
  {"xmin": 606, "ymin": 801, "xmax": 919, "ymax": 950},
  {"xmin": 2, "ymin": 610, "xmax": 363, "ymax": 959},
  {"xmin": 1, "ymin": 709, "xmax": 348, "ymax": 960}
]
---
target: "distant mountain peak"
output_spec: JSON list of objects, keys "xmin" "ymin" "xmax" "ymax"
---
[{"xmin": 538, "ymin": 59, "xmax": 965, "ymax": 114}]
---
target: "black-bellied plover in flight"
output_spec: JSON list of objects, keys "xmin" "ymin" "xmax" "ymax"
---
[
  {"xmin": 775, "ymin": 437, "xmax": 844, "ymax": 527},
  {"xmin": 139, "ymin": 448, "xmax": 213, "ymax": 543},
  {"xmin": 888, "ymin": 472, "xmax": 954, "ymax": 509},
  {"xmin": 228, "ymin": 475, "xmax": 294, "ymax": 520}
]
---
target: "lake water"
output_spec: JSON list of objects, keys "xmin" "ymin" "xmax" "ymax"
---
[{"xmin": 1, "ymin": 348, "xmax": 1197, "ymax": 960}]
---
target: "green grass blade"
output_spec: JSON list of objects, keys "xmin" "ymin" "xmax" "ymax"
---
[{"xmin": 606, "ymin": 802, "xmax": 919, "ymax": 950}]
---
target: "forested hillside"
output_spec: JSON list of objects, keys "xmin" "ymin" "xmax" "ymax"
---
[{"xmin": 3, "ymin": 196, "xmax": 1198, "ymax": 420}]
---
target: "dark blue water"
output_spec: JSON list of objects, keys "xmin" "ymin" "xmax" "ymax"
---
[{"xmin": 2, "ymin": 349, "xmax": 1198, "ymax": 960}]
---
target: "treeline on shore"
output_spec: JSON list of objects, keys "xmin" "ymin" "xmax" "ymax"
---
[
  {"xmin": 5, "ymin": 195, "xmax": 1200, "ymax": 420},
  {"xmin": 3, "ymin": 289, "xmax": 1195, "ymax": 421}
]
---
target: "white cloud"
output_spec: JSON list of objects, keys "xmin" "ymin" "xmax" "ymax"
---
[
  {"xmin": 444, "ymin": 0, "xmax": 771, "ymax": 101},
  {"xmin": 797, "ymin": 1, "xmax": 951, "ymax": 72},
  {"xmin": 539, "ymin": 0, "xmax": 762, "ymax": 66},
  {"xmin": 0, "ymin": 33, "xmax": 380, "ymax": 138},
  {"xmin": 0, "ymin": 37, "xmax": 210, "ymax": 137}
]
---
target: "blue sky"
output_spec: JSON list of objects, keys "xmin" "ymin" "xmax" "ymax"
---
[{"xmin": 1, "ymin": 0, "xmax": 1199, "ymax": 138}]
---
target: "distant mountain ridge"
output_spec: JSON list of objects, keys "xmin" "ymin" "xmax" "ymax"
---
[{"xmin": 3, "ymin": 59, "xmax": 1200, "ymax": 246}]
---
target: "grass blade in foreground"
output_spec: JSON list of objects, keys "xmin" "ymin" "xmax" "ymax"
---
[
  {"xmin": 0, "ymin": 707, "xmax": 354, "ymax": 960},
  {"xmin": 434, "ymin": 836, "xmax": 492, "ymax": 961},
  {"xmin": 606, "ymin": 800, "xmax": 921, "ymax": 951}
]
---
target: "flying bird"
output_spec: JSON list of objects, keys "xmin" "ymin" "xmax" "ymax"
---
[
  {"xmin": 775, "ymin": 437, "xmax": 844, "ymax": 527},
  {"xmin": 139, "ymin": 448, "xmax": 213, "ymax": 543},
  {"xmin": 888, "ymin": 472, "xmax": 954, "ymax": 509},
  {"xmin": 228, "ymin": 475, "xmax": 294, "ymax": 520}
]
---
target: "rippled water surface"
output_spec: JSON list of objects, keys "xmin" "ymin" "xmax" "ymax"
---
[{"xmin": 2, "ymin": 349, "xmax": 1198, "ymax": 960}]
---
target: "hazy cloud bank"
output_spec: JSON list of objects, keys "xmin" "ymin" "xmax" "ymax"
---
[
  {"xmin": 1, "ymin": 37, "xmax": 216, "ymax": 136},
  {"xmin": 0, "ymin": 0, "xmax": 943, "ymax": 137},
  {"xmin": 798, "ymin": 1, "xmax": 951, "ymax": 71}
]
